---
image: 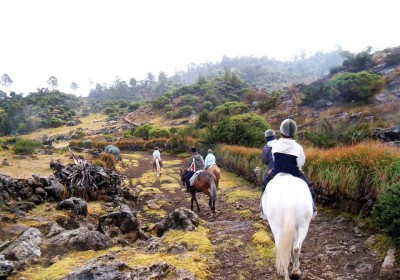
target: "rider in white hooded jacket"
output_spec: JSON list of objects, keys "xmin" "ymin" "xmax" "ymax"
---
[{"xmin": 263, "ymin": 119, "xmax": 317, "ymax": 216}]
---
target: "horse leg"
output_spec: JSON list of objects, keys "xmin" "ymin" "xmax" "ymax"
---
[
  {"xmin": 194, "ymin": 195, "xmax": 200, "ymax": 212},
  {"xmin": 291, "ymin": 245, "xmax": 302, "ymax": 278},
  {"xmin": 291, "ymin": 228, "xmax": 308, "ymax": 278}
]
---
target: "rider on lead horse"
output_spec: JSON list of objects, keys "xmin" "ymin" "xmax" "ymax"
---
[
  {"xmin": 263, "ymin": 118, "xmax": 317, "ymax": 217},
  {"xmin": 184, "ymin": 147, "xmax": 205, "ymax": 192}
]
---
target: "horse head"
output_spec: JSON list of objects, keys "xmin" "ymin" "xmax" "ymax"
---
[{"xmin": 179, "ymin": 168, "xmax": 188, "ymax": 183}]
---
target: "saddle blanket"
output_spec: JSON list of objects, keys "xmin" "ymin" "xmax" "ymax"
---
[{"xmin": 189, "ymin": 170, "xmax": 203, "ymax": 186}]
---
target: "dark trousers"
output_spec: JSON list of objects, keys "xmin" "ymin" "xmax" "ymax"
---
[
  {"xmin": 184, "ymin": 171, "xmax": 195, "ymax": 182},
  {"xmin": 184, "ymin": 171, "xmax": 195, "ymax": 191},
  {"xmin": 262, "ymin": 169, "xmax": 317, "ymax": 204}
]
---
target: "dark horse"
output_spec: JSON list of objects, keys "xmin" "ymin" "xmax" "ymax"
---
[{"xmin": 179, "ymin": 169, "xmax": 218, "ymax": 212}]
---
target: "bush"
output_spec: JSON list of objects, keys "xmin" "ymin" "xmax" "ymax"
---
[
  {"xmin": 341, "ymin": 48, "xmax": 373, "ymax": 72},
  {"xmin": 330, "ymin": 72, "xmax": 384, "ymax": 103},
  {"xmin": 372, "ymin": 183, "xmax": 400, "ymax": 240},
  {"xmin": 301, "ymin": 81, "xmax": 332, "ymax": 106},
  {"xmin": 304, "ymin": 119, "xmax": 372, "ymax": 148},
  {"xmin": 176, "ymin": 105, "xmax": 194, "ymax": 118},
  {"xmin": 82, "ymin": 139, "xmax": 92, "ymax": 148},
  {"xmin": 149, "ymin": 127, "xmax": 171, "ymax": 139},
  {"xmin": 133, "ymin": 124, "xmax": 152, "ymax": 140},
  {"xmin": 211, "ymin": 113, "xmax": 270, "ymax": 147},
  {"xmin": 104, "ymin": 145, "xmax": 120, "ymax": 155},
  {"xmin": 258, "ymin": 90, "xmax": 282, "ymax": 112},
  {"xmin": 99, "ymin": 153, "xmax": 116, "ymax": 168},
  {"xmin": 153, "ymin": 96, "xmax": 170, "ymax": 109},
  {"xmin": 50, "ymin": 117, "xmax": 64, "ymax": 127},
  {"xmin": 93, "ymin": 159, "xmax": 106, "ymax": 168},
  {"xmin": 13, "ymin": 138, "xmax": 41, "ymax": 154},
  {"xmin": 196, "ymin": 110, "xmax": 210, "ymax": 128},
  {"xmin": 211, "ymin": 102, "xmax": 250, "ymax": 121}
]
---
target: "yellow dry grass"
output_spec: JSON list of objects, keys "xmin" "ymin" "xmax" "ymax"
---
[
  {"xmin": 0, "ymin": 152, "xmax": 72, "ymax": 179},
  {"xmin": 19, "ymin": 113, "xmax": 109, "ymax": 140}
]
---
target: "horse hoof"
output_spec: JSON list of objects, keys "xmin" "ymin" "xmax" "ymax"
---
[{"xmin": 289, "ymin": 272, "xmax": 301, "ymax": 279}]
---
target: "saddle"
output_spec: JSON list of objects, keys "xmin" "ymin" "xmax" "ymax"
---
[{"xmin": 189, "ymin": 170, "xmax": 203, "ymax": 186}]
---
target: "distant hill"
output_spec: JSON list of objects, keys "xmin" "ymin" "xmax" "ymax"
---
[{"xmin": 124, "ymin": 46, "xmax": 400, "ymax": 149}]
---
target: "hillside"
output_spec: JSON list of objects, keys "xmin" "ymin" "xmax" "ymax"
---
[{"xmin": 125, "ymin": 46, "xmax": 400, "ymax": 149}]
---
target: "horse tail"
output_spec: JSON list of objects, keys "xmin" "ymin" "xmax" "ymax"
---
[
  {"xmin": 209, "ymin": 174, "xmax": 218, "ymax": 204},
  {"xmin": 275, "ymin": 194, "xmax": 295, "ymax": 277}
]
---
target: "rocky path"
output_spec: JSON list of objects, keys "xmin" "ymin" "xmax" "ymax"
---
[
  {"xmin": 127, "ymin": 151, "xmax": 384, "ymax": 280},
  {"xmin": 1, "ymin": 150, "xmax": 388, "ymax": 280}
]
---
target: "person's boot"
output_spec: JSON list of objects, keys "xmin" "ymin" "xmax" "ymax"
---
[{"xmin": 185, "ymin": 180, "xmax": 190, "ymax": 193}]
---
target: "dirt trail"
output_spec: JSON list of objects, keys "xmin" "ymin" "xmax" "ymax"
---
[{"xmin": 127, "ymin": 151, "xmax": 383, "ymax": 280}]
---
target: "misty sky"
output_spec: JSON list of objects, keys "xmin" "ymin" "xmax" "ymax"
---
[{"xmin": 1, "ymin": 0, "xmax": 399, "ymax": 96}]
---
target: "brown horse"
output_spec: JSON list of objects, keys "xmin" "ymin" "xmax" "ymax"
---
[
  {"xmin": 207, "ymin": 165, "xmax": 221, "ymax": 190},
  {"xmin": 179, "ymin": 169, "xmax": 218, "ymax": 212}
]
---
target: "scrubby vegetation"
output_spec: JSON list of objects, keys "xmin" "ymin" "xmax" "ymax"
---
[
  {"xmin": 373, "ymin": 183, "xmax": 400, "ymax": 241},
  {"xmin": 304, "ymin": 119, "xmax": 372, "ymax": 148},
  {"xmin": 13, "ymin": 138, "xmax": 41, "ymax": 154},
  {"xmin": 0, "ymin": 91, "xmax": 82, "ymax": 135}
]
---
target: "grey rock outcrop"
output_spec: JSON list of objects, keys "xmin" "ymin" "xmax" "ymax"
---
[
  {"xmin": 154, "ymin": 207, "xmax": 199, "ymax": 237},
  {"xmin": 47, "ymin": 227, "xmax": 112, "ymax": 251},
  {"xmin": 97, "ymin": 204, "xmax": 149, "ymax": 240},
  {"xmin": 56, "ymin": 197, "xmax": 88, "ymax": 218},
  {"xmin": 0, "ymin": 255, "xmax": 14, "ymax": 279},
  {"xmin": 0, "ymin": 227, "xmax": 41, "ymax": 268}
]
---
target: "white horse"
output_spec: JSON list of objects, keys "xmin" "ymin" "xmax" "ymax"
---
[
  {"xmin": 261, "ymin": 173, "xmax": 313, "ymax": 280},
  {"xmin": 155, "ymin": 158, "xmax": 161, "ymax": 177}
]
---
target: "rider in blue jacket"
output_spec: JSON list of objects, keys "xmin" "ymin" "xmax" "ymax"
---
[
  {"xmin": 261, "ymin": 129, "xmax": 277, "ymax": 193},
  {"xmin": 263, "ymin": 119, "xmax": 317, "ymax": 217}
]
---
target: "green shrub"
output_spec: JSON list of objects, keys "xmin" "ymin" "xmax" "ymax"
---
[
  {"xmin": 149, "ymin": 127, "xmax": 171, "ymax": 139},
  {"xmin": 153, "ymin": 96, "xmax": 170, "ymax": 109},
  {"xmin": 82, "ymin": 139, "xmax": 92, "ymax": 148},
  {"xmin": 93, "ymin": 159, "xmax": 106, "ymax": 167},
  {"xmin": 341, "ymin": 48, "xmax": 373, "ymax": 72},
  {"xmin": 50, "ymin": 117, "xmax": 64, "ymax": 127},
  {"xmin": 211, "ymin": 102, "xmax": 250, "ymax": 121},
  {"xmin": 133, "ymin": 124, "xmax": 152, "ymax": 140},
  {"xmin": 372, "ymin": 183, "xmax": 400, "ymax": 240},
  {"xmin": 211, "ymin": 113, "xmax": 270, "ymax": 147},
  {"xmin": 330, "ymin": 72, "xmax": 384, "ymax": 103},
  {"xmin": 196, "ymin": 110, "xmax": 210, "ymax": 128},
  {"xmin": 13, "ymin": 138, "xmax": 41, "ymax": 154},
  {"xmin": 177, "ymin": 105, "xmax": 194, "ymax": 118},
  {"xmin": 104, "ymin": 145, "xmax": 120, "ymax": 155},
  {"xmin": 304, "ymin": 119, "xmax": 372, "ymax": 148},
  {"xmin": 301, "ymin": 81, "xmax": 332, "ymax": 106},
  {"xmin": 258, "ymin": 90, "xmax": 282, "ymax": 112},
  {"xmin": 128, "ymin": 102, "xmax": 141, "ymax": 111}
]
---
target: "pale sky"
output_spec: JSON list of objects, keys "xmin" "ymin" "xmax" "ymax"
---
[{"xmin": 1, "ymin": 0, "xmax": 399, "ymax": 96}]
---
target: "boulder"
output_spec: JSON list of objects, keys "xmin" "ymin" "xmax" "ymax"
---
[
  {"xmin": 47, "ymin": 227, "xmax": 112, "ymax": 251},
  {"xmin": 56, "ymin": 197, "xmax": 88, "ymax": 218},
  {"xmin": 0, "ymin": 228, "xmax": 41, "ymax": 262},
  {"xmin": 97, "ymin": 204, "xmax": 149, "ymax": 240},
  {"xmin": 0, "ymin": 255, "xmax": 14, "ymax": 279},
  {"xmin": 153, "ymin": 207, "xmax": 199, "ymax": 237}
]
